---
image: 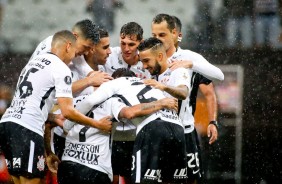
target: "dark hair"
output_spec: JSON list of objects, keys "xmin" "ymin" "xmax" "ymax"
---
[
  {"xmin": 172, "ymin": 15, "xmax": 182, "ymax": 32},
  {"xmin": 73, "ymin": 19, "xmax": 100, "ymax": 44},
  {"xmin": 52, "ymin": 30, "xmax": 76, "ymax": 45},
  {"xmin": 120, "ymin": 22, "xmax": 143, "ymax": 41},
  {"xmin": 137, "ymin": 37, "xmax": 163, "ymax": 52},
  {"xmin": 111, "ymin": 68, "xmax": 136, "ymax": 79},
  {"xmin": 98, "ymin": 27, "xmax": 109, "ymax": 39},
  {"xmin": 152, "ymin": 14, "xmax": 175, "ymax": 31}
]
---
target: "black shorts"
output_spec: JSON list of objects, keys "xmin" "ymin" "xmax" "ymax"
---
[
  {"xmin": 57, "ymin": 161, "xmax": 111, "ymax": 184},
  {"xmin": 132, "ymin": 120, "xmax": 187, "ymax": 183},
  {"xmin": 111, "ymin": 140, "xmax": 134, "ymax": 177},
  {"xmin": 185, "ymin": 129, "xmax": 202, "ymax": 181},
  {"xmin": 0, "ymin": 122, "xmax": 45, "ymax": 178},
  {"xmin": 53, "ymin": 132, "xmax": 66, "ymax": 160}
]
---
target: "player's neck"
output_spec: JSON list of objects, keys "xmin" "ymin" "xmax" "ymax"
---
[{"xmin": 166, "ymin": 45, "xmax": 176, "ymax": 58}]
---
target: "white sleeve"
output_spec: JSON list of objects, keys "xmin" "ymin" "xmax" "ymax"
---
[
  {"xmin": 74, "ymin": 79, "xmax": 120, "ymax": 115},
  {"xmin": 188, "ymin": 51, "xmax": 224, "ymax": 81},
  {"xmin": 53, "ymin": 63, "xmax": 73, "ymax": 98},
  {"xmin": 71, "ymin": 56, "xmax": 93, "ymax": 78},
  {"xmin": 170, "ymin": 68, "xmax": 191, "ymax": 91},
  {"xmin": 110, "ymin": 97, "xmax": 127, "ymax": 122}
]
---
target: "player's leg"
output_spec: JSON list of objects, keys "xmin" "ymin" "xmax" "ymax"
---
[
  {"xmin": 1, "ymin": 122, "xmax": 45, "ymax": 184},
  {"xmin": 185, "ymin": 129, "xmax": 202, "ymax": 184}
]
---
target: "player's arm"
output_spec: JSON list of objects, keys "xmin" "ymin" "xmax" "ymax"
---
[
  {"xmin": 144, "ymin": 79, "xmax": 188, "ymax": 100},
  {"xmin": 199, "ymin": 83, "xmax": 218, "ymax": 144},
  {"xmin": 119, "ymin": 97, "xmax": 178, "ymax": 119},
  {"xmin": 72, "ymin": 71, "xmax": 113, "ymax": 95},
  {"xmin": 169, "ymin": 54, "xmax": 224, "ymax": 81},
  {"xmin": 57, "ymin": 97, "xmax": 112, "ymax": 133}
]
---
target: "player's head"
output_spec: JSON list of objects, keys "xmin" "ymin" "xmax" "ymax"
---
[
  {"xmin": 171, "ymin": 15, "xmax": 182, "ymax": 48},
  {"xmin": 119, "ymin": 22, "xmax": 143, "ymax": 64},
  {"xmin": 72, "ymin": 19, "xmax": 100, "ymax": 56},
  {"xmin": 89, "ymin": 28, "xmax": 111, "ymax": 65},
  {"xmin": 151, "ymin": 14, "xmax": 176, "ymax": 52},
  {"xmin": 111, "ymin": 68, "xmax": 136, "ymax": 79},
  {"xmin": 137, "ymin": 37, "xmax": 167, "ymax": 75},
  {"xmin": 51, "ymin": 30, "xmax": 77, "ymax": 64}
]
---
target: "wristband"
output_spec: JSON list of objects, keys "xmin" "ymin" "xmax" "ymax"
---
[{"xmin": 209, "ymin": 121, "xmax": 218, "ymax": 129}]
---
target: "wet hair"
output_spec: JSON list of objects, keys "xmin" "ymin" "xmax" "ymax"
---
[
  {"xmin": 137, "ymin": 37, "xmax": 164, "ymax": 52},
  {"xmin": 72, "ymin": 19, "xmax": 100, "ymax": 44},
  {"xmin": 98, "ymin": 27, "xmax": 109, "ymax": 39},
  {"xmin": 111, "ymin": 68, "xmax": 136, "ymax": 79},
  {"xmin": 52, "ymin": 30, "xmax": 76, "ymax": 46},
  {"xmin": 152, "ymin": 13, "xmax": 176, "ymax": 32},
  {"xmin": 172, "ymin": 15, "xmax": 182, "ymax": 32},
  {"xmin": 120, "ymin": 22, "xmax": 143, "ymax": 41}
]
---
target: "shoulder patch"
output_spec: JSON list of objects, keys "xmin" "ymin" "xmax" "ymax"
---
[{"xmin": 64, "ymin": 76, "xmax": 72, "ymax": 85}]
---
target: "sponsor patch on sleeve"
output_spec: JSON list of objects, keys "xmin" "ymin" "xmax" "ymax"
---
[{"xmin": 64, "ymin": 76, "xmax": 72, "ymax": 85}]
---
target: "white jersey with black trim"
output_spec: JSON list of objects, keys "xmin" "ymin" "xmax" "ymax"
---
[
  {"xmin": 30, "ymin": 35, "xmax": 93, "ymax": 92},
  {"xmin": 62, "ymin": 95, "xmax": 126, "ymax": 181},
  {"xmin": 30, "ymin": 36, "xmax": 94, "ymax": 137},
  {"xmin": 156, "ymin": 67, "xmax": 194, "ymax": 133},
  {"xmin": 70, "ymin": 77, "xmax": 182, "ymax": 134},
  {"xmin": 169, "ymin": 47, "xmax": 224, "ymax": 81},
  {"xmin": 0, "ymin": 53, "xmax": 73, "ymax": 136},
  {"xmin": 99, "ymin": 47, "xmax": 151, "ymax": 79}
]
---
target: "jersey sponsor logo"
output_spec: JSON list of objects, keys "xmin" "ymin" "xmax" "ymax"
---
[
  {"xmin": 64, "ymin": 142, "xmax": 100, "ymax": 165},
  {"xmin": 144, "ymin": 169, "xmax": 162, "ymax": 182},
  {"xmin": 64, "ymin": 76, "xmax": 72, "ymax": 85},
  {"xmin": 12, "ymin": 158, "xmax": 21, "ymax": 169},
  {"xmin": 174, "ymin": 168, "xmax": 188, "ymax": 179},
  {"xmin": 37, "ymin": 155, "xmax": 45, "ymax": 171}
]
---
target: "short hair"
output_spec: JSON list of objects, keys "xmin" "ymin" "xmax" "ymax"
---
[
  {"xmin": 137, "ymin": 37, "xmax": 164, "ymax": 52},
  {"xmin": 152, "ymin": 13, "xmax": 175, "ymax": 32},
  {"xmin": 172, "ymin": 15, "xmax": 182, "ymax": 32},
  {"xmin": 98, "ymin": 27, "xmax": 109, "ymax": 39},
  {"xmin": 120, "ymin": 22, "xmax": 143, "ymax": 41},
  {"xmin": 52, "ymin": 30, "xmax": 76, "ymax": 46},
  {"xmin": 111, "ymin": 68, "xmax": 136, "ymax": 79},
  {"xmin": 72, "ymin": 19, "xmax": 100, "ymax": 44}
]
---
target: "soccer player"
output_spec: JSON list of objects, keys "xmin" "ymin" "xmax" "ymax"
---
[
  {"xmin": 171, "ymin": 15, "xmax": 218, "ymax": 145},
  {"xmin": 55, "ymin": 72, "xmax": 178, "ymax": 184},
  {"xmin": 151, "ymin": 14, "xmax": 223, "ymax": 183},
  {"xmin": 45, "ymin": 27, "xmax": 112, "ymax": 171},
  {"xmin": 70, "ymin": 68, "xmax": 188, "ymax": 183},
  {"xmin": 0, "ymin": 30, "xmax": 112, "ymax": 184},
  {"xmin": 99, "ymin": 22, "xmax": 151, "ymax": 184}
]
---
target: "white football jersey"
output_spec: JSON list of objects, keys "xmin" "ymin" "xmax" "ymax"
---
[
  {"xmin": 0, "ymin": 53, "xmax": 73, "ymax": 136},
  {"xmin": 73, "ymin": 77, "xmax": 183, "ymax": 134},
  {"xmin": 62, "ymin": 95, "xmax": 126, "ymax": 181},
  {"xmin": 99, "ymin": 47, "xmax": 151, "ymax": 79},
  {"xmin": 30, "ymin": 35, "xmax": 94, "ymax": 96},
  {"xmin": 169, "ymin": 48, "xmax": 224, "ymax": 81},
  {"xmin": 155, "ymin": 68, "xmax": 194, "ymax": 133}
]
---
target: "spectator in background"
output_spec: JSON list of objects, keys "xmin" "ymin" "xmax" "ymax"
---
[
  {"xmin": 224, "ymin": 0, "xmax": 253, "ymax": 49},
  {"xmin": 254, "ymin": 0, "xmax": 281, "ymax": 48}
]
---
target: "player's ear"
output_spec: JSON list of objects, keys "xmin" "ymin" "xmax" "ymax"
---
[{"xmin": 66, "ymin": 42, "xmax": 72, "ymax": 53}]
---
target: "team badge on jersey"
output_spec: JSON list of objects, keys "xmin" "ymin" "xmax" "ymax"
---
[
  {"xmin": 37, "ymin": 156, "xmax": 45, "ymax": 171},
  {"xmin": 64, "ymin": 76, "xmax": 72, "ymax": 85}
]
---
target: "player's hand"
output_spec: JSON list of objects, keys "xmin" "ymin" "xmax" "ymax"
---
[
  {"xmin": 143, "ymin": 79, "xmax": 165, "ymax": 91},
  {"xmin": 159, "ymin": 97, "xmax": 178, "ymax": 111},
  {"xmin": 46, "ymin": 153, "xmax": 61, "ymax": 174},
  {"xmin": 48, "ymin": 113, "xmax": 65, "ymax": 127},
  {"xmin": 95, "ymin": 116, "xmax": 112, "ymax": 133},
  {"xmin": 169, "ymin": 59, "xmax": 193, "ymax": 71},
  {"xmin": 207, "ymin": 124, "xmax": 218, "ymax": 145},
  {"xmin": 87, "ymin": 71, "xmax": 113, "ymax": 87}
]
